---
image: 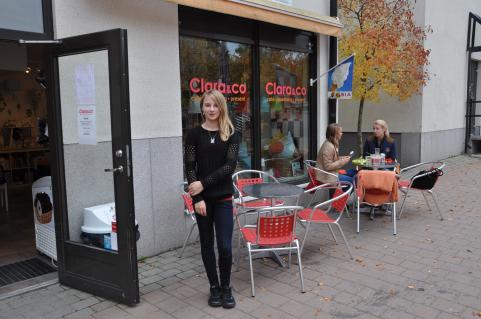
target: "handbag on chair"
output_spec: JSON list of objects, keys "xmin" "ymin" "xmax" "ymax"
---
[{"xmin": 410, "ymin": 168, "xmax": 443, "ymax": 190}]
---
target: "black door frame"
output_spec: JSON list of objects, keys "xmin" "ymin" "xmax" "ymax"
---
[
  {"xmin": 466, "ymin": 13, "xmax": 481, "ymax": 153},
  {"xmin": 45, "ymin": 29, "xmax": 138, "ymax": 304}
]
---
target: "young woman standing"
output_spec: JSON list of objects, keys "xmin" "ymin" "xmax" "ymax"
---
[{"xmin": 184, "ymin": 89, "xmax": 239, "ymax": 309}]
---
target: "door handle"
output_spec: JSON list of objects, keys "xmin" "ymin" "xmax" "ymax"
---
[{"xmin": 104, "ymin": 165, "xmax": 124, "ymax": 173}]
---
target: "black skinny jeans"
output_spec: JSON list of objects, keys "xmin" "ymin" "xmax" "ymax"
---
[{"xmin": 195, "ymin": 199, "xmax": 234, "ymax": 288}]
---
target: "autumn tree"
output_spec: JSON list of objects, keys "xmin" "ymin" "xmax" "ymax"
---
[{"xmin": 338, "ymin": 0, "xmax": 431, "ymax": 156}]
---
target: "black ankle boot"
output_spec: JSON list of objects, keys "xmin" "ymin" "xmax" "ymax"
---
[
  {"xmin": 221, "ymin": 286, "xmax": 236, "ymax": 309},
  {"xmin": 208, "ymin": 286, "xmax": 222, "ymax": 307}
]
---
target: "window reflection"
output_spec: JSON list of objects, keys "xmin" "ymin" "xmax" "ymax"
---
[
  {"xmin": 180, "ymin": 37, "xmax": 253, "ymax": 170},
  {"xmin": 260, "ymin": 47, "xmax": 309, "ymax": 180}
]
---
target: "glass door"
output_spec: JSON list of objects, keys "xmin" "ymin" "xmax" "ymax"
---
[{"xmin": 46, "ymin": 29, "xmax": 138, "ymax": 304}]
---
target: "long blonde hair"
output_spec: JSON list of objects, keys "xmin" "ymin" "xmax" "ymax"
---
[
  {"xmin": 326, "ymin": 123, "xmax": 342, "ymax": 148},
  {"xmin": 373, "ymin": 119, "xmax": 393, "ymax": 143},
  {"xmin": 200, "ymin": 89, "xmax": 234, "ymax": 141}
]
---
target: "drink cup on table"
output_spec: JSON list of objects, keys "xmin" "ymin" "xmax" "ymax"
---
[
  {"xmin": 371, "ymin": 154, "xmax": 380, "ymax": 169},
  {"xmin": 366, "ymin": 155, "xmax": 371, "ymax": 166}
]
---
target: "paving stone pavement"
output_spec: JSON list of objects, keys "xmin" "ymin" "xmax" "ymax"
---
[{"xmin": 1, "ymin": 155, "xmax": 481, "ymax": 319}]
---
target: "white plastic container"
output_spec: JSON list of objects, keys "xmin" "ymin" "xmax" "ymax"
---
[{"xmin": 32, "ymin": 176, "xmax": 57, "ymax": 261}]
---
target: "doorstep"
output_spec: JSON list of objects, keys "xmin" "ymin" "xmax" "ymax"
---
[{"xmin": 0, "ymin": 271, "xmax": 58, "ymax": 301}]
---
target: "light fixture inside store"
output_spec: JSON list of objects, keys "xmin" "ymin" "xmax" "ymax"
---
[{"xmin": 25, "ymin": 66, "xmax": 32, "ymax": 74}]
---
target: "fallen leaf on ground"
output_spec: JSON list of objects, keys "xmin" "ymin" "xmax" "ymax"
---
[
  {"xmin": 355, "ymin": 257, "xmax": 364, "ymax": 263},
  {"xmin": 389, "ymin": 288, "xmax": 396, "ymax": 295},
  {"xmin": 322, "ymin": 296, "xmax": 332, "ymax": 301},
  {"xmin": 318, "ymin": 282, "xmax": 324, "ymax": 286},
  {"xmin": 407, "ymin": 284, "xmax": 416, "ymax": 289}
]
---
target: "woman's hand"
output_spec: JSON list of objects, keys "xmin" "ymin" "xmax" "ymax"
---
[
  {"xmin": 188, "ymin": 181, "xmax": 204, "ymax": 196},
  {"xmin": 194, "ymin": 200, "xmax": 207, "ymax": 216},
  {"xmin": 340, "ymin": 156, "xmax": 351, "ymax": 165}
]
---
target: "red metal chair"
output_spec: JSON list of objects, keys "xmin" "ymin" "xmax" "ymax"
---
[
  {"xmin": 236, "ymin": 205, "xmax": 305, "ymax": 297},
  {"xmin": 397, "ymin": 162, "xmax": 445, "ymax": 220},
  {"xmin": 356, "ymin": 170, "xmax": 399, "ymax": 235},
  {"xmin": 297, "ymin": 182, "xmax": 354, "ymax": 259},
  {"xmin": 304, "ymin": 160, "xmax": 338, "ymax": 185},
  {"xmin": 178, "ymin": 191, "xmax": 197, "ymax": 258},
  {"xmin": 304, "ymin": 160, "xmax": 353, "ymax": 218},
  {"xmin": 232, "ymin": 170, "xmax": 284, "ymax": 212}
]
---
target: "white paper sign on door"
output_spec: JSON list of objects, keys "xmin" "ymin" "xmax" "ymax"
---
[
  {"xmin": 77, "ymin": 105, "xmax": 97, "ymax": 145},
  {"xmin": 75, "ymin": 64, "xmax": 97, "ymax": 144}
]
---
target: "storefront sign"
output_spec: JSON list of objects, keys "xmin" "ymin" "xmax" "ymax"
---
[
  {"xmin": 189, "ymin": 77, "xmax": 247, "ymax": 95},
  {"xmin": 75, "ymin": 64, "xmax": 97, "ymax": 145},
  {"xmin": 265, "ymin": 82, "xmax": 307, "ymax": 96}
]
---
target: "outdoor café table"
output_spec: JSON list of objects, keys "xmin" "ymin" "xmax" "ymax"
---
[
  {"xmin": 242, "ymin": 183, "xmax": 304, "ymax": 199},
  {"xmin": 241, "ymin": 183, "xmax": 303, "ymax": 267},
  {"xmin": 358, "ymin": 162, "xmax": 397, "ymax": 171}
]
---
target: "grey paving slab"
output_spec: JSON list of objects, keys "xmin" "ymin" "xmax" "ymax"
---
[{"xmin": 1, "ymin": 155, "xmax": 481, "ymax": 319}]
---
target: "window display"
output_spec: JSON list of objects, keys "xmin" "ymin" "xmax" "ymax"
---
[
  {"xmin": 180, "ymin": 36, "xmax": 253, "ymax": 170},
  {"xmin": 179, "ymin": 13, "xmax": 314, "ymax": 181},
  {"xmin": 260, "ymin": 47, "xmax": 309, "ymax": 179}
]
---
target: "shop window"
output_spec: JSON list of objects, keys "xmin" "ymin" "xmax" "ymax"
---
[
  {"xmin": 259, "ymin": 47, "xmax": 309, "ymax": 180},
  {"xmin": 179, "ymin": 36, "xmax": 253, "ymax": 170}
]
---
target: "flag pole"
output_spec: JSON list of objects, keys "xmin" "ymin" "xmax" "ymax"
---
[{"xmin": 309, "ymin": 53, "xmax": 355, "ymax": 87}]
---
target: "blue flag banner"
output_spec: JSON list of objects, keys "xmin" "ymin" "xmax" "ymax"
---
[{"xmin": 327, "ymin": 55, "xmax": 354, "ymax": 99}]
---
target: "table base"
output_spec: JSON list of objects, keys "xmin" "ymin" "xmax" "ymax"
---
[{"xmin": 251, "ymin": 251, "xmax": 288, "ymax": 268}]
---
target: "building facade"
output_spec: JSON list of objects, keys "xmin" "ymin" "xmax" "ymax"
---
[
  {"xmin": 338, "ymin": 0, "xmax": 481, "ymax": 166},
  {"xmin": 51, "ymin": 0, "xmax": 340, "ymax": 257}
]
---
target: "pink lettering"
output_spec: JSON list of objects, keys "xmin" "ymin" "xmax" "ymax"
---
[
  {"xmin": 188, "ymin": 77, "xmax": 248, "ymax": 96},
  {"xmin": 265, "ymin": 82, "xmax": 274, "ymax": 95},
  {"xmin": 189, "ymin": 78, "xmax": 201, "ymax": 93},
  {"xmin": 232, "ymin": 83, "xmax": 239, "ymax": 94},
  {"xmin": 264, "ymin": 81, "xmax": 307, "ymax": 96},
  {"xmin": 239, "ymin": 84, "xmax": 247, "ymax": 94}
]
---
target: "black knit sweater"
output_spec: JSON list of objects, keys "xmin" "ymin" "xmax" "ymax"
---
[{"xmin": 184, "ymin": 126, "xmax": 240, "ymax": 204}]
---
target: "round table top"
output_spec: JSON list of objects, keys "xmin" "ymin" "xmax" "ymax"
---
[
  {"xmin": 242, "ymin": 183, "xmax": 303, "ymax": 198},
  {"xmin": 360, "ymin": 162, "xmax": 397, "ymax": 170}
]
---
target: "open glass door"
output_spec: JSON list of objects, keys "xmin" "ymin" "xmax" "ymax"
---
[
  {"xmin": 46, "ymin": 29, "xmax": 138, "ymax": 304},
  {"xmin": 466, "ymin": 13, "xmax": 481, "ymax": 154}
]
